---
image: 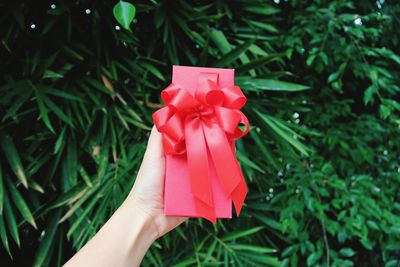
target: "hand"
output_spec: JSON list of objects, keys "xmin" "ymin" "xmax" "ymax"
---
[
  {"xmin": 64, "ymin": 126, "xmax": 187, "ymax": 267},
  {"xmin": 126, "ymin": 126, "xmax": 187, "ymax": 239}
]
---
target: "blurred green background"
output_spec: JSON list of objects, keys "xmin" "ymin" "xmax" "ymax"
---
[{"xmin": 0, "ymin": 0, "xmax": 399, "ymax": 266}]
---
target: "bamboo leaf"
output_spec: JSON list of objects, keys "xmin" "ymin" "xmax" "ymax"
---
[
  {"xmin": 42, "ymin": 70, "xmax": 63, "ymax": 79},
  {"xmin": 67, "ymin": 195, "xmax": 98, "ymax": 239},
  {"xmin": 222, "ymin": 226, "xmax": 264, "ymax": 242},
  {"xmin": 204, "ymin": 239, "xmax": 218, "ymax": 261},
  {"xmin": 229, "ymin": 244, "xmax": 277, "ymax": 253},
  {"xmin": 3, "ymin": 192, "xmax": 20, "ymax": 247},
  {"xmin": 237, "ymin": 151, "xmax": 265, "ymax": 173},
  {"xmin": 5, "ymin": 176, "xmax": 37, "ymax": 229},
  {"xmin": 209, "ymin": 29, "xmax": 231, "ymax": 54},
  {"xmin": 49, "ymin": 183, "xmax": 88, "ymax": 209},
  {"xmin": 0, "ymin": 132, "xmax": 28, "ymax": 188},
  {"xmin": 172, "ymin": 258, "xmax": 197, "ymax": 267},
  {"xmin": 140, "ymin": 62, "xmax": 166, "ymax": 81},
  {"xmin": 78, "ymin": 165, "xmax": 93, "ymax": 188},
  {"xmin": 237, "ymin": 252, "xmax": 281, "ymax": 266},
  {"xmin": 58, "ymin": 184, "xmax": 99, "ymax": 223},
  {"xmin": 248, "ymin": 21, "xmax": 278, "ymax": 33},
  {"xmin": 101, "ymin": 75, "xmax": 116, "ymax": 100},
  {"xmin": 41, "ymin": 86, "xmax": 84, "ymax": 102},
  {"xmin": 2, "ymin": 91, "xmax": 32, "ymax": 122},
  {"xmin": 28, "ymin": 179, "xmax": 45, "ymax": 194},
  {"xmin": 212, "ymin": 39, "xmax": 255, "ymax": 67},
  {"xmin": 249, "ymin": 130, "xmax": 279, "ymax": 170},
  {"xmin": 0, "ymin": 215, "xmax": 11, "ymax": 257},
  {"xmin": 54, "ymin": 127, "xmax": 66, "ymax": 154},
  {"xmin": 243, "ymin": 6, "xmax": 280, "ymax": 15},
  {"xmin": 33, "ymin": 85, "xmax": 55, "ymax": 133},
  {"xmin": 254, "ymin": 109, "xmax": 310, "ymax": 156},
  {"xmin": 0, "ymin": 167, "xmax": 4, "ymax": 215},
  {"xmin": 42, "ymin": 94, "xmax": 74, "ymax": 127},
  {"xmin": 236, "ymin": 78, "xmax": 311, "ymax": 92},
  {"xmin": 236, "ymin": 52, "xmax": 286, "ymax": 74},
  {"xmin": 32, "ymin": 211, "xmax": 61, "ymax": 267}
]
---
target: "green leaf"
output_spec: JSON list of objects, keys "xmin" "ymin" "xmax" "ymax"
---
[
  {"xmin": 340, "ymin": 248, "xmax": 356, "ymax": 257},
  {"xmin": 66, "ymin": 194, "xmax": 98, "ymax": 239},
  {"xmin": 229, "ymin": 244, "xmax": 277, "ymax": 253},
  {"xmin": 249, "ymin": 130, "xmax": 279, "ymax": 170},
  {"xmin": 0, "ymin": 132, "xmax": 28, "ymax": 188},
  {"xmin": 222, "ymin": 226, "xmax": 264, "ymax": 242},
  {"xmin": 33, "ymin": 85, "xmax": 55, "ymax": 133},
  {"xmin": 236, "ymin": 53, "xmax": 284, "ymax": 74},
  {"xmin": 54, "ymin": 127, "xmax": 66, "ymax": 154},
  {"xmin": 62, "ymin": 45, "xmax": 84, "ymax": 61},
  {"xmin": 248, "ymin": 21, "xmax": 278, "ymax": 33},
  {"xmin": 254, "ymin": 110, "xmax": 310, "ymax": 156},
  {"xmin": 306, "ymin": 54, "xmax": 317, "ymax": 66},
  {"xmin": 0, "ymin": 167, "xmax": 4, "ymax": 215},
  {"xmin": 113, "ymin": 1, "xmax": 136, "ymax": 31},
  {"xmin": 42, "ymin": 70, "xmax": 63, "ymax": 79},
  {"xmin": 236, "ymin": 78, "xmax": 311, "ymax": 92},
  {"xmin": 204, "ymin": 239, "xmax": 218, "ymax": 261},
  {"xmin": 3, "ymin": 193, "xmax": 20, "ymax": 247},
  {"xmin": 306, "ymin": 252, "xmax": 322, "ymax": 266},
  {"xmin": 237, "ymin": 151, "xmax": 265, "ymax": 173},
  {"xmin": 212, "ymin": 39, "xmax": 255, "ymax": 67},
  {"xmin": 140, "ymin": 62, "xmax": 166, "ymax": 81},
  {"xmin": 0, "ymin": 215, "xmax": 11, "ymax": 257},
  {"xmin": 243, "ymin": 5, "xmax": 280, "ymax": 15},
  {"xmin": 5, "ymin": 177, "xmax": 37, "ymax": 229},
  {"xmin": 307, "ymin": 252, "xmax": 319, "ymax": 266},
  {"xmin": 2, "ymin": 91, "xmax": 32, "ymax": 122},
  {"xmin": 78, "ymin": 166, "xmax": 93, "ymax": 188},
  {"xmin": 209, "ymin": 29, "xmax": 231, "ymax": 54},
  {"xmin": 254, "ymin": 215, "xmax": 283, "ymax": 232},
  {"xmin": 172, "ymin": 258, "xmax": 197, "ymax": 267},
  {"xmin": 42, "ymin": 94, "xmax": 74, "ymax": 127},
  {"xmin": 32, "ymin": 211, "xmax": 60, "ymax": 267},
  {"xmin": 49, "ymin": 183, "xmax": 87, "ymax": 209},
  {"xmin": 379, "ymin": 104, "xmax": 391, "ymax": 119},
  {"xmin": 237, "ymin": 252, "xmax": 280, "ymax": 266},
  {"xmin": 41, "ymin": 86, "xmax": 84, "ymax": 102},
  {"xmin": 363, "ymin": 85, "xmax": 376, "ymax": 105},
  {"xmin": 327, "ymin": 71, "xmax": 340, "ymax": 83},
  {"xmin": 367, "ymin": 220, "xmax": 380, "ymax": 231}
]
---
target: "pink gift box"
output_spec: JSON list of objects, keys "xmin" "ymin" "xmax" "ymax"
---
[{"xmin": 153, "ymin": 65, "xmax": 249, "ymax": 222}]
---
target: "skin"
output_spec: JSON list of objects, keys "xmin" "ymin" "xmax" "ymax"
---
[{"xmin": 64, "ymin": 126, "xmax": 187, "ymax": 267}]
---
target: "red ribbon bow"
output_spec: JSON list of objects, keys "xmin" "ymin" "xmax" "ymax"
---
[{"xmin": 152, "ymin": 72, "xmax": 250, "ymax": 223}]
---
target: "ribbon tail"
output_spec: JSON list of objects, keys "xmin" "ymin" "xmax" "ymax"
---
[
  {"xmin": 230, "ymin": 152, "xmax": 248, "ymax": 215},
  {"xmin": 202, "ymin": 121, "xmax": 248, "ymax": 216},
  {"xmin": 184, "ymin": 118, "xmax": 216, "ymax": 223}
]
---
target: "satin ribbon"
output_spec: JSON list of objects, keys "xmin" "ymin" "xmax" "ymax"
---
[{"xmin": 152, "ymin": 72, "xmax": 250, "ymax": 223}]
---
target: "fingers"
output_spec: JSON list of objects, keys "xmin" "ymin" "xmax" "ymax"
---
[{"xmin": 143, "ymin": 126, "xmax": 164, "ymax": 162}]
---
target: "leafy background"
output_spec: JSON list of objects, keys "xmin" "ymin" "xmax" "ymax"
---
[{"xmin": 0, "ymin": 0, "xmax": 400, "ymax": 266}]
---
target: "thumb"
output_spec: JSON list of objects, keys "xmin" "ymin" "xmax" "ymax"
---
[{"xmin": 143, "ymin": 126, "xmax": 164, "ymax": 163}]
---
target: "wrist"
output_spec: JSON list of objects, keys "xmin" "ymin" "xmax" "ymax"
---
[
  {"xmin": 120, "ymin": 197, "xmax": 159, "ymax": 243},
  {"xmin": 104, "ymin": 199, "xmax": 158, "ymax": 266}
]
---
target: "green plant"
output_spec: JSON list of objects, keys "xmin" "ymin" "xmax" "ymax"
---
[{"xmin": 0, "ymin": 0, "xmax": 399, "ymax": 266}]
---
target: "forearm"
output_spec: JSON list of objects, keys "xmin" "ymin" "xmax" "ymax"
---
[{"xmin": 64, "ymin": 199, "xmax": 158, "ymax": 267}]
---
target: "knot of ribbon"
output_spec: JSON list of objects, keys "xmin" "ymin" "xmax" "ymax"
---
[{"xmin": 152, "ymin": 72, "xmax": 250, "ymax": 223}]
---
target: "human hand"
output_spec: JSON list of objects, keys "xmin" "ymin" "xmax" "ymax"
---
[
  {"xmin": 65, "ymin": 126, "xmax": 187, "ymax": 267},
  {"xmin": 126, "ymin": 126, "xmax": 187, "ymax": 239},
  {"xmin": 65, "ymin": 127, "xmax": 186, "ymax": 267}
]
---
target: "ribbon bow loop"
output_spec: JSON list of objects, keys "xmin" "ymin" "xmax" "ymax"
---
[{"xmin": 152, "ymin": 71, "xmax": 250, "ymax": 223}]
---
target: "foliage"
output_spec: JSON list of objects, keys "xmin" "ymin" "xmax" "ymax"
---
[{"xmin": 0, "ymin": 0, "xmax": 399, "ymax": 266}]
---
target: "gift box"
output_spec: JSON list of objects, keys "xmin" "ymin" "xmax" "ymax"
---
[{"xmin": 152, "ymin": 65, "xmax": 250, "ymax": 223}]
